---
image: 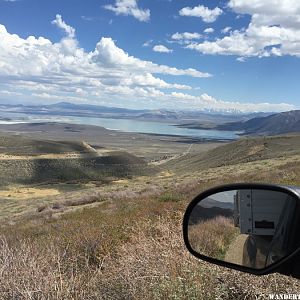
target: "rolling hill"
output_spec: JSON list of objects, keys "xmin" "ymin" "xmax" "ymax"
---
[
  {"xmin": 165, "ymin": 134, "xmax": 300, "ymax": 172},
  {"xmin": 0, "ymin": 135, "xmax": 155, "ymax": 186},
  {"xmin": 0, "ymin": 135, "xmax": 96, "ymax": 156}
]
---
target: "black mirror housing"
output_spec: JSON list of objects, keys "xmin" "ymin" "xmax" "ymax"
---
[{"xmin": 183, "ymin": 183, "xmax": 300, "ymax": 276}]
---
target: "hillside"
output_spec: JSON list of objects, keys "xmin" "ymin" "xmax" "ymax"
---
[
  {"xmin": 0, "ymin": 135, "xmax": 155, "ymax": 186},
  {"xmin": 164, "ymin": 134, "xmax": 300, "ymax": 172},
  {"xmin": 219, "ymin": 110, "xmax": 300, "ymax": 135},
  {"xmin": 189, "ymin": 206, "xmax": 233, "ymax": 224},
  {"xmin": 0, "ymin": 134, "xmax": 96, "ymax": 156}
]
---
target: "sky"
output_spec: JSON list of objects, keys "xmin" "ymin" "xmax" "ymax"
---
[{"xmin": 0, "ymin": 0, "xmax": 300, "ymax": 113}]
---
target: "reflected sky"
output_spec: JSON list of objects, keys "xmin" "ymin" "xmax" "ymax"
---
[{"xmin": 208, "ymin": 190, "xmax": 236, "ymax": 203}]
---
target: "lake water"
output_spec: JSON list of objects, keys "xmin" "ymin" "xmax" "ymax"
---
[{"xmin": 0, "ymin": 112, "xmax": 239, "ymax": 140}]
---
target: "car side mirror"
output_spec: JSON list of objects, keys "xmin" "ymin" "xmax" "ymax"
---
[{"xmin": 183, "ymin": 183, "xmax": 300, "ymax": 276}]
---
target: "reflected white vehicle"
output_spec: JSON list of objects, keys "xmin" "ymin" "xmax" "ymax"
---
[{"xmin": 183, "ymin": 184, "xmax": 300, "ymax": 278}]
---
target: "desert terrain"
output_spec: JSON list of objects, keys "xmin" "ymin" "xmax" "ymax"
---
[{"xmin": 0, "ymin": 122, "xmax": 300, "ymax": 299}]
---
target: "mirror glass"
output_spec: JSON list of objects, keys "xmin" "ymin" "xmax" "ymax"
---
[{"xmin": 187, "ymin": 189, "xmax": 298, "ymax": 269}]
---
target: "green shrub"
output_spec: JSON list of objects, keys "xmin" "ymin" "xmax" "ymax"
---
[{"xmin": 158, "ymin": 193, "xmax": 181, "ymax": 202}]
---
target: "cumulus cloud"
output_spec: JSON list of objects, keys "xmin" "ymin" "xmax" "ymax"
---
[
  {"xmin": 153, "ymin": 45, "xmax": 173, "ymax": 53},
  {"xmin": 104, "ymin": 0, "xmax": 150, "ymax": 22},
  {"xmin": 179, "ymin": 5, "xmax": 223, "ymax": 23},
  {"xmin": 120, "ymin": 73, "xmax": 191, "ymax": 89},
  {"xmin": 204, "ymin": 28, "xmax": 214, "ymax": 34},
  {"xmin": 228, "ymin": 0, "xmax": 300, "ymax": 20},
  {"xmin": 0, "ymin": 16, "xmax": 214, "ymax": 108},
  {"xmin": 0, "ymin": 15, "xmax": 293, "ymax": 113},
  {"xmin": 91, "ymin": 37, "xmax": 208, "ymax": 76},
  {"xmin": 171, "ymin": 32, "xmax": 202, "ymax": 40},
  {"xmin": 51, "ymin": 14, "xmax": 75, "ymax": 38},
  {"xmin": 221, "ymin": 26, "xmax": 232, "ymax": 34},
  {"xmin": 186, "ymin": 0, "xmax": 300, "ymax": 58},
  {"xmin": 170, "ymin": 92, "xmax": 295, "ymax": 113}
]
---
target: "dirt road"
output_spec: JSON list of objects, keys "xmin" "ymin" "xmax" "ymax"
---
[{"xmin": 225, "ymin": 234, "xmax": 248, "ymax": 265}]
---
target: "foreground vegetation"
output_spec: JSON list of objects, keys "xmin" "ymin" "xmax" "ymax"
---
[
  {"xmin": 1, "ymin": 134, "xmax": 300, "ymax": 299},
  {"xmin": 188, "ymin": 216, "xmax": 239, "ymax": 260}
]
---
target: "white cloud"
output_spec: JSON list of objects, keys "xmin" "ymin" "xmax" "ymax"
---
[
  {"xmin": 153, "ymin": 44, "xmax": 173, "ymax": 53},
  {"xmin": 104, "ymin": 0, "xmax": 150, "ymax": 22},
  {"xmin": 236, "ymin": 57, "xmax": 246, "ymax": 62},
  {"xmin": 81, "ymin": 16, "xmax": 94, "ymax": 22},
  {"xmin": 91, "ymin": 37, "xmax": 209, "ymax": 76},
  {"xmin": 142, "ymin": 39, "xmax": 153, "ymax": 47},
  {"xmin": 51, "ymin": 14, "xmax": 75, "ymax": 38},
  {"xmin": 0, "ymin": 16, "xmax": 213, "ymax": 108},
  {"xmin": 169, "ymin": 92, "xmax": 295, "ymax": 113},
  {"xmin": 179, "ymin": 5, "xmax": 223, "ymax": 23},
  {"xmin": 0, "ymin": 90, "xmax": 22, "ymax": 96},
  {"xmin": 120, "ymin": 73, "xmax": 191, "ymax": 89},
  {"xmin": 187, "ymin": 0, "xmax": 300, "ymax": 58},
  {"xmin": 228, "ymin": 0, "xmax": 300, "ymax": 19},
  {"xmin": 171, "ymin": 32, "xmax": 202, "ymax": 40},
  {"xmin": 0, "ymin": 15, "xmax": 293, "ymax": 113},
  {"xmin": 204, "ymin": 28, "xmax": 214, "ymax": 34},
  {"xmin": 221, "ymin": 26, "xmax": 232, "ymax": 34},
  {"xmin": 228, "ymin": 0, "xmax": 300, "ymax": 30}
]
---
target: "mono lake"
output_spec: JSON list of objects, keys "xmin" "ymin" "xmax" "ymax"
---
[{"xmin": 0, "ymin": 112, "xmax": 239, "ymax": 140}]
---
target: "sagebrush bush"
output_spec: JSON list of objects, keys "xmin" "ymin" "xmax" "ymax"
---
[
  {"xmin": 188, "ymin": 216, "xmax": 238, "ymax": 259},
  {"xmin": 1, "ymin": 206, "xmax": 300, "ymax": 300}
]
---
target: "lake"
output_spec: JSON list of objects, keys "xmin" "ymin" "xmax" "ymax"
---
[{"xmin": 0, "ymin": 112, "xmax": 239, "ymax": 140}]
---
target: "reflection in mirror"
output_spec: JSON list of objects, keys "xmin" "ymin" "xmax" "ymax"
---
[{"xmin": 188, "ymin": 189, "xmax": 297, "ymax": 270}]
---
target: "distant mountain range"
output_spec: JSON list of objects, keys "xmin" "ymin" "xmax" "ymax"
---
[
  {"xmin": 189, "ymin": 202, "xmax": 233, "ymax": 224},
  {"xmin": 217, "ymin": 110, "xmax": 300, "ymax": 135},
  {"xmin": 199, "ymin": 198, "xmax": 234, "ymax": 210},
  {"xmin": 0, "ymin": 102, "xmax": 272, "ymax": 125},
  {"xmin": 1, "ymin": 102, "xmax": 299, "ymax": 136},
  {"xmin": 177, "ymin": 110, "xmax": 300, "ymax": 136}
]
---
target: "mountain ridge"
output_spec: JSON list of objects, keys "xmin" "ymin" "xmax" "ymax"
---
[
  {"xmin": 218, "ymin": 110, "xmax": 300, "ymax": 135},
  {"xmin": 0, "ymin": 102, "xmax": 274, "ymax": 124}
]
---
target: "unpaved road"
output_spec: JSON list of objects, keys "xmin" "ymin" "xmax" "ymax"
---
[
  {"xmin": 151, "ymin": 143, "xmax": 193, "ymax": 165},
  {"xmin": 225, "ymin": 234, "xmax": 248, "ymax": 265}
]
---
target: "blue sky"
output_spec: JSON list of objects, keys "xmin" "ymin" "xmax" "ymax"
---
[{"xmin": 0, "ymin": 0, "xmax": 299, "ymax": 112}]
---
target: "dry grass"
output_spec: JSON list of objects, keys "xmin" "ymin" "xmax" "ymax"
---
[
  {"xmin": 1, "ymin": 135, "xmax": 300, "ymax": 299},
  {"xmin": 0, "ymin": 186, "xmax": 60, "ymax": 199},
  {"xmin": 189, "ymin": 216, "xmax": 239, "ymax": 260},
  {"xmin": 1, "ymin": 208, "xmax": 300, "ymax": 300}
]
